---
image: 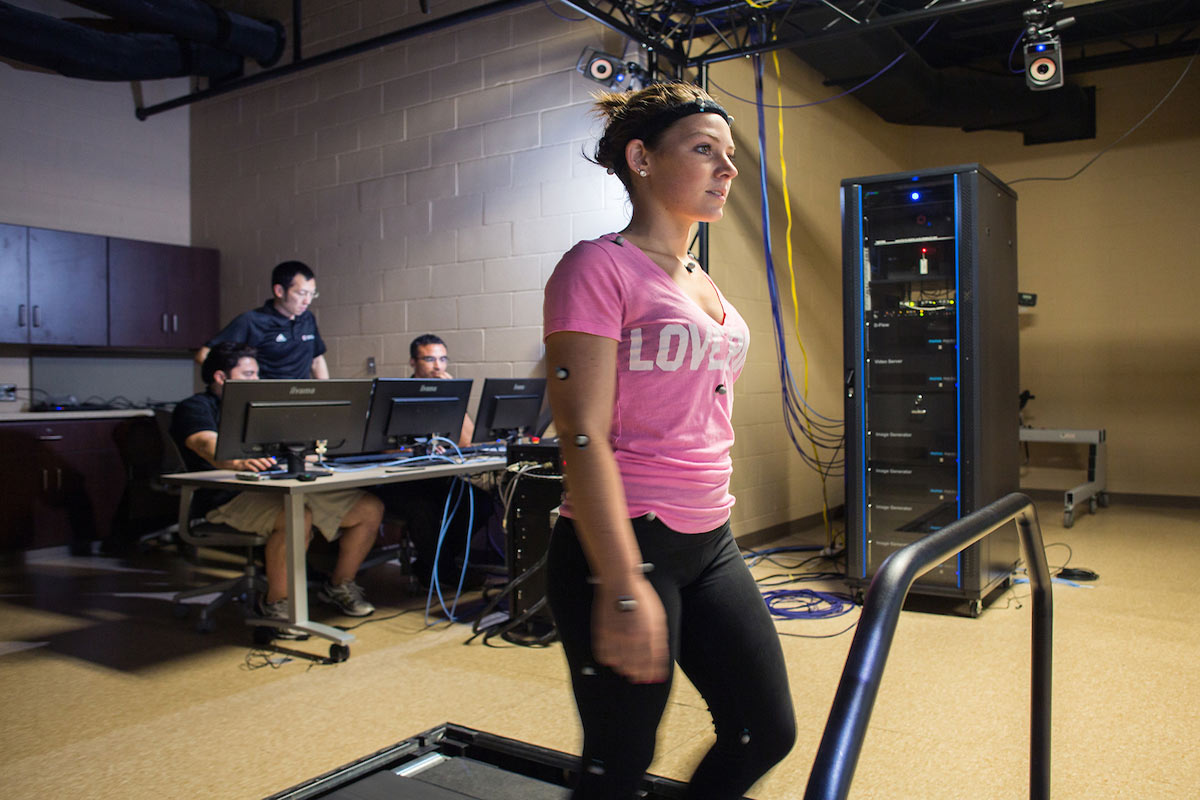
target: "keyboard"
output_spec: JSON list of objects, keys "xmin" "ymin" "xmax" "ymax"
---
[{"xmin": 329, "ymin": 444, "xmax": 505, "ymax": 466}]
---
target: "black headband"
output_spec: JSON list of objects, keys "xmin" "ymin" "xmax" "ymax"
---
[{"xmin": 638, "ymin": 99, "xmax": 734, "ymax": 141}]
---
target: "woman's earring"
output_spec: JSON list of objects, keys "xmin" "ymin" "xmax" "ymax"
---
[{"xmin": 638, "ymin": 169, "xmax": 648, "ymax": 177}]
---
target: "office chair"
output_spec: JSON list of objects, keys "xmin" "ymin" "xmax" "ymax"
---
[
  {"xmin": 103, "ymin": 412, "xmax": 182, "ymax": 555},
  {"xmin": 160, "ymin": 409, "xmax": 269, "ymax": 633}
]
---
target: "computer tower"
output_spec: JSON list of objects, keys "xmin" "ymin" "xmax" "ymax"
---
[
  {"xmin": 841, "ymin": 164, "xmax": 1020, "ymax": 615},
  {"xmin": 505, "ymin": 442, "xmax": 563, "ymax": 630}
]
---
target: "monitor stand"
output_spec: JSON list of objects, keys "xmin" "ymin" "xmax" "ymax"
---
[{"xmin": 271, "ymin": 445, "xmax": 331, "ymax": 480}]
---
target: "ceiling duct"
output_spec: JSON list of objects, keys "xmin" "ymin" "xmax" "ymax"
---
[
  {"xmin": 65, "ymin": 0, "xmax": 285, "ymax": 67},
  {"xmin": 0, "ymin": 0, "xmax": 281, "ymax": 82},
  {"xmin": 792, "ymin": 26, "xmax": 1096, "ymax": 144}
]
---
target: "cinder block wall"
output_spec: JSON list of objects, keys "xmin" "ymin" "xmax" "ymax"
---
[{"xmin": 192, "ymin": 3, "xmax": 632, "ymax": 390}]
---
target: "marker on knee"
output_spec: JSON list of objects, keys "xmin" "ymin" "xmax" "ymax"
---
[
  {"xmin": 555, "ymin": 366, "xmax": 569, "ymax": 380},
  {"xmin": 573, "ymin": 434, "xmax": 590, "ymax": 448}
]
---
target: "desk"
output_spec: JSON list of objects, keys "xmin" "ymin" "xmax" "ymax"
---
[
  {"xmin": 1019, "ymin": 427, "xmax": 1108, "ymax": 528},
  {"xmin": 162, "ymin": 455, "xmax": 507, "ymax": 660}
]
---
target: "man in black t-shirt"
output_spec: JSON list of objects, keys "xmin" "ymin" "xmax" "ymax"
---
[
  {"xmin": 172, "ymin": 343, "xmax": 384, "ymax": 633},
  {"xmin": 194, "ymin": 261, "xmax": 329, "ymax": 379}
]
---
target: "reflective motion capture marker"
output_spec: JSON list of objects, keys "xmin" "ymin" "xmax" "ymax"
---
[
  {"xmin": 574, "ymin": 434, "xmax": 590, "ymax": 448},
  {"xmin": 716, "ymin": 384, "xmax": 727, "ymax": 394},
  {"xmin": 555, "ymin": 367, "xmax": 569, "ymax": 380}
]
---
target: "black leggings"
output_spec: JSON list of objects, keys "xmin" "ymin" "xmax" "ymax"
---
[{"xmin": 546, "ymin": 515, "xmax": 796, "ymax": 800}]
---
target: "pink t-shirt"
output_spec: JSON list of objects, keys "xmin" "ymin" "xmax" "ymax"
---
[{"xmin": 543, "ymin": 234, "xmax": 750, "ymax": 533}]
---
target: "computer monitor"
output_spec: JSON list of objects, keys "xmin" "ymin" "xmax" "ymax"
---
[
  {"xmin": 360, "ymin": 378, "xmax": 473, "ymax": 453},
  {"xmin": 215, "ymin": 379, "xmax": 374, "ymax": 478},
  {"xmin": 472, "ymin": 377, "xmax": 547, "ymax": 443}
]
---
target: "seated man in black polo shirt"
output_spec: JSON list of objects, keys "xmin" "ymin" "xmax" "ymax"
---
[
  {"xmin": 194, "ymin": 260, "xmax": 329, "ymax": 379},
  {"xmin": 171, "ymin": 343, "xmax": 384, "ymax": 633}
]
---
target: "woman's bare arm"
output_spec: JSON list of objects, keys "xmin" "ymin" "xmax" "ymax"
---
[{"xmin": 545, "ymin": 331, "xmax": 669, "ymax": 683}]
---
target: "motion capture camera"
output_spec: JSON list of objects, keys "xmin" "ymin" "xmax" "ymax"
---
[
  {"xmin": 576, "ymin": 47, "xmax": 644, "ymax": 90},
  {"xmin": 1021, "ymin": 1, "xmax": 1074, "ymax": 91},
  {"xmin": 1024, "ymin": 37, "xmax": 1063, "ymax": 91}
]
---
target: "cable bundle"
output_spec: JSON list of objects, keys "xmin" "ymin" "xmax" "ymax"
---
[{"xmin": 761, "ymin": 587, "xmax": 856, "ymax": 620}]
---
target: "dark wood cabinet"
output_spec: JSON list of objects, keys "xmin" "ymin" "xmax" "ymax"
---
[
  {"xmin": 0, "ymin": 223, "xmax": 30, "ymax": 344},
  {"xmin": 108, "ymin": 238, "xmax": 219, "ymax": 349},
  {"xmin": 0, "ymin": 418, "xmax": 127, "ymax": 552},
  {"xmin": 1, "ymin": 222, "xmax": 219, "ymax": 350},
  {"xmin": 27, "ymin": 228, "xmax": 108, "ymax": 346}
]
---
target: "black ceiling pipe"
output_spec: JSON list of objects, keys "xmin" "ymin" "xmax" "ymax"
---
[
  {"xmin": 0, "ymin": 1, "xmax": 242, "ymax": 81},
  {"xmin": 66, "ymin": 0, "xmax": 286, "ymax": 67}
]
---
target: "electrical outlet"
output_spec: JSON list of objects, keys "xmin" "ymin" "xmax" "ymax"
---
[{"xmin": 0, "ymin": 383, "xmax": 16, "ymax": 402}]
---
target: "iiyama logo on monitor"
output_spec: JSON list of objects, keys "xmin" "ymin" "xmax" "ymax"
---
[
  {"xmin": 289, "ymin": 386, "xmax": 317, "ymax": 394},
  {"xmin": 513, "ymin": 383, "xmax": 526, "ymax": 390},
  {"xmin": 419, "ymin": 385, "xmax": 438, "ymax": 392}
]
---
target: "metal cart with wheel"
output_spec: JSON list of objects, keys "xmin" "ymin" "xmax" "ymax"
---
[{"xmin": 1019, "ymin": 427, "xmax": 1108, "ymax": 527}]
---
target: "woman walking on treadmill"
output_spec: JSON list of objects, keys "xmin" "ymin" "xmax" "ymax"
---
[{"xmin": 542, "ymin": 82, "xmax": 795, "ymax": 798}]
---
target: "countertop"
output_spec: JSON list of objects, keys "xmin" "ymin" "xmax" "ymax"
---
[{"xmin": 0, "ymin": 409, "xmax": 154, "ymax": 422}]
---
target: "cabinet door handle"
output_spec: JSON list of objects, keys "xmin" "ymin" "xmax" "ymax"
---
[
  {"xmin": 172, "ymin": 313, "xmax": 179, "ymax": 332},
  {"xmin": 56, "ymin": 468, "xmax": 62, "ymax": 490},
  {"xmin": 162, "ymin": 312, "xmax": 169, "ymax": 333},
  {"xmin": 43, "ymin": 469, "xmax": 49, "ymax": 492},
  {"xmin": 18, "ymin": 304, "xmax": 27, "ymax": 327},
  {"xmin": 31, "ymin": 305, "xmax": 41, "ymax": 327},
  {"xmin": 37, "ymin": 434, "xmax": 64, "ymax": 441}
]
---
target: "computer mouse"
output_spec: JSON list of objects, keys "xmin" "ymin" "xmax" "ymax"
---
[{"xmin": 296, "ymin": 472, "xmax": 318, "ymax": 482}]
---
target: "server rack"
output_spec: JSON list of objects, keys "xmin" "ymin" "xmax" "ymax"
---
[{"xmin": 842, "ymin": 164, "xmax": 1020, "ymax": 616}]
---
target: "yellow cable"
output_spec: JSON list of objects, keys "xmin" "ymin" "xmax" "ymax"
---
[{"xmin": 772, "ymin": 51, "xmax": 833, "ymax": 544}]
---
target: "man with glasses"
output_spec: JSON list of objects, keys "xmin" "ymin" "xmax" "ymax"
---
[
  {"xmin": 372, "ymin": 334, "xmax": 494, "ymax": 588},
  {"xmin": 194, "ymin": 261, "xmax": 329, "ymax": 380},
  {"xmin": 409, "ymin": 333, "xmax": 474, "ymax": 446}
]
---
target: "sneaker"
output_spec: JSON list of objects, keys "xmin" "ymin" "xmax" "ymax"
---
[
  {"xmin": 255, "ymin": 596, "xmax": 310, "ymax": 640},
  {"xmin": 318, "ymin": 579, "xmax": 375, "ymax": 617}
]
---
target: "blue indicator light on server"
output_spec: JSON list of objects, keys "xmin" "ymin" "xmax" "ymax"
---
[{"xmin": 910, "ymin": 191, "xmax": 921, "ymax": 201}]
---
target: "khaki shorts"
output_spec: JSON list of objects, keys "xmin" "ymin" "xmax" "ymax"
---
[{"xmin": 206, "ymin": 489, "xmax": 366, "ymax": 542}]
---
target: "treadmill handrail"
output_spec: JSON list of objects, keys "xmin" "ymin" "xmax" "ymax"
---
[{"xmin": 805, "ymin": 492, "xmax": 1053, "ymax": 800}]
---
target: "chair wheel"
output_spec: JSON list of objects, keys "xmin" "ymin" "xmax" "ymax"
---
[
  {"xmin": 1063, "ymin": 509, "xmax": 1074, "ymax": 528},
  {"xmin": 329, "ymin": 644, "xmax": 350, "ymax": 663}
]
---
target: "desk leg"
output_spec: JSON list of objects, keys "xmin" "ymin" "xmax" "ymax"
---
[
  {"xmin": 285, "ymin": 493, "xmax": 309, "ymax": 626},
  {"xmin": 279, "ymin": 493, "xmax": 355, "ymax": 649}
]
